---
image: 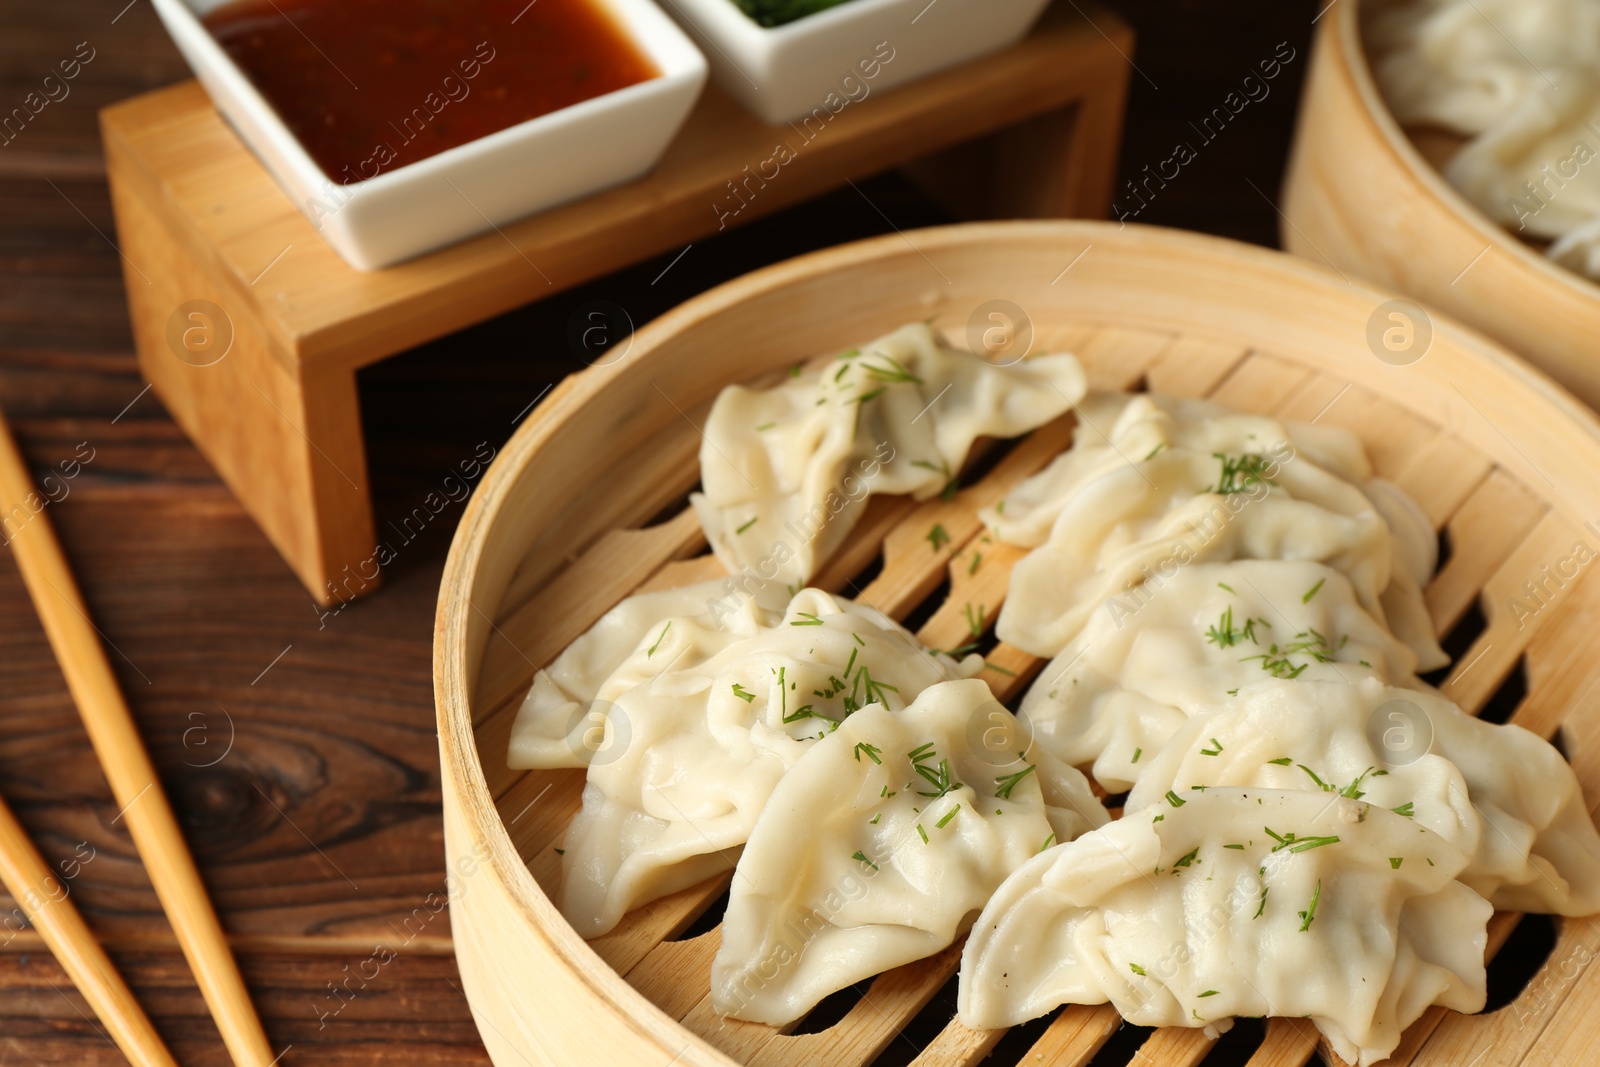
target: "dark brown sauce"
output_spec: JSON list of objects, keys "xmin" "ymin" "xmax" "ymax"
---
[{"xmin": 202, "ymin": 0, "xmax": 659, "ymax": 182}]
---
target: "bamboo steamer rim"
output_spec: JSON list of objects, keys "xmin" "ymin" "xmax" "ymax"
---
[
  {"xmin": 433, "ymin": 218, "xmax": 1600, "ymax": 1066},
  {"xmin": 1334, "ymin": 0, "xmax": 1600, "ymax": 304}
]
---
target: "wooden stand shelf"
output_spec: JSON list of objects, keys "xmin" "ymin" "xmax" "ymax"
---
[{"xmin": 99, "ymin": 2, "xmax": 1132, "ymax": 605}]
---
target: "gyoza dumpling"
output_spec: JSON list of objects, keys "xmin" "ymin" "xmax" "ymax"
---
[
  {"xmin": 550, "ymin": 588, "xmax": 983, "ymax": 937},
  {"xmin": 982, "ymin": 393, "xmax": 1444, "ymax": 669},
  {"xmin": 1126, "ymin": 677, "xmax": 1600, "ymax": 916},
  {"xmin": 509, "ymin": 578, "xmax": 774, "ymax": 770},
  {"xmin": 692, "ymin": 322, "xmax": 1086, "ymax": 607},
  {"xmin": 1444, "ymin": 75, "xmax": 1600, "ymax": 244},
  {"xmin": 1365, "ymin": 0, "xmax": 1600, "ymax": 136},
  {"xmin": 1019, "ymin": 561, "xmax": 1420, "ymax": 792},
  {"xmin": 713, "ymin": 678, "xmax": 1109, "ymax": 1024},
  {"xmin": 959, "ymin": 788, "xmax": 1491, "ymax": 1067}
]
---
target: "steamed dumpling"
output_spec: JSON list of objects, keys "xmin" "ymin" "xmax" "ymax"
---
[
  {"xmin": 1366, "ymin": 0, "xmax": 1600, "ymax": 136},
  {"xmin": 1019, "ymin": 560, "xmax": 1421, "ymax": 792},
  {"xmin": 713, "ymin": 679, "xmax": 1109, "ymax": 1024},
  {"xmin": 692, "ymin": 322, "xmax": 1086, "ymax": 607},
  {"xmin": 1126, "ymin": 677, "xmax": 1600, "ymax": 916},
  {"xmin": 983, "ymin": 393, "xmax": 1445, "ymax": 670},
  {"xmin": 515, "ymin": 585, "xmax": 982, "ymax": 937},
  {"xmin": 509, "ymin": 578, "xmax": 772, "ymax": 770},
  {"xmin": 959, "ymin": 788, "xmax": 1490, "ymax": 1067},
  {"xmin": 1444, "ymin": 75, "xmax": 1600, "ymax": 244}
]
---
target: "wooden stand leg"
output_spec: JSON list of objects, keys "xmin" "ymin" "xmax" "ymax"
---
[
  {"xmin": 108, "ymin": 174, "xmax": 377, "ymax": 607},
  {"xmin": 900, "ymin": 80, "xmax": 1129, "ymax": 221}
]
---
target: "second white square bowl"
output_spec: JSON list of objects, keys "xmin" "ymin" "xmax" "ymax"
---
[{"xmin": 660, "ymin": 0, "xmax": 1052, "ymax": 125}]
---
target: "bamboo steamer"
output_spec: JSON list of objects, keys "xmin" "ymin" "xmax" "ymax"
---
[
  {"xmin": 435, "ymin": 220, "xmax": 1600, "ymax": 1067},
  {"xmin": 1281, "ymin": 0, "xmax": 1600, "ymax": 411}
]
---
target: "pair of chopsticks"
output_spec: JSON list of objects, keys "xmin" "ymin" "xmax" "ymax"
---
[{"xmin": 0, "ymin": 410, "xmax": 276, "ymax": 1066}]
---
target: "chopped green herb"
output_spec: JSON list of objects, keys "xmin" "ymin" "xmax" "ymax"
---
[
  {"xmin": 1303, "ymin": 578, "xmax": 1326, "ymax": 603},
  {"xmin": 1130, "ymin": 962, "xmax": 1147, "ymax": 976},
  {"xmin": 736, "ymin": 516, "xmax": 758, "ymax": 534},
  {"xmin": 869, "ymin": 813, "xmax": 881, "ymax": 825},
  {"xmin": 554, "ymin": 847, "xmax": 565, "ymax": 855},
  {"xmin": 1144, "ymin": 444, "xmax": 1165, "ymax": 461},
  {"xmin": 789, "ymin": 363, "xmax": 803, "ymax": 378},
  {"xmin": 1165, "ymin": 790, "xmax": 1187, "ymax": 808},
  {"xmin": 1341, "ymin": 767, "xmax": 1375, "ymax": 800},
  {"xmin": 853, "ymin": 850, "xmax": 879, "ymax": 872},
  {"xmin": 1217, "ymin": 582, "xmax": 1236, "ymax": 594},
  {"xmin": 968, "ymin": 552, "xmax": 983, "ymax": 575},
  {"xmin": 856, "ymin": 387, "xmax": 887, "ymax": 406},
  {"xmin": 963, "ymin": 602, "xmax": 985, "ymax": 638},
  {"xmin": 993, "ymin": 764, "xmax": 1037, "ymax": 800},
  {"xmin": 790, "ymin": 612, "xmax": 824, "ymax": 626},
  {"xmin": 936, "ymin": 805, "xmax": 960, "ymax": 829},
  {"xmin": 1253, "ymin": 868, "xmax": 1269, "ymax": 919},
  {"xmin": 1132, "ymin": 747, "xmax": 1143, "ymax": 764},
  {"xmin": 1198, "ymin": 989, "xmax": 1220, "ymax": 998},
  {"xmin": 926, "ymin": 524, "xmax": 950, "ymax": 552},
  {"xmin": 1153, "ymin": 814, "xmax": 1165, "ymax": 823},
  {"xmin": 1264, "ymin": 827, "xmax": 1341, "ymax": 853},
  {"xmin": 647, "ymin": 622, "xmax": 671, "ymax": 658},
  {"xmin": 854, "ymin": 742, "xmax": 882, "ymax": 764},
  {"xmin": 1173, "ymin": 848, "xmax": 1200, "ymax": 869},
  {"xmin": 1209, "ymin": 451, "xmax": 1276, "ymax": 494},
  {"xmin": 1390, "ymin": 857, "xmax": 1403, "ymax": 869},
  {"xmin": 1298, "ymin": 880, "xmax": 1322, "ymax": 932},
  {"xmin": 731, "ymin": 683, "xmax": 756, "ymax": 703},
  {"xmin": 756, "ymin": 421, "xmax": 777, "ymax": 432},
  {"xmin": 916, "ymin": 824, "xmax": 929, "ymax": 844},
  {"xmin": 1298, "ymin": 764, "xmax": 1329, "ymax": 790},
  {"xmin": 1267, "ymin": 757, "xmax": 1293, "ymax": 766},
  {"xmin": 880, "ymin": 785, "xmax": 895, "ymax": 799},
  {"xmin": 1224, "ymin": 843, "xmax": 1245, "ymax": 850},
  {"xmin": 1039, "ymin": 832, "xmax": 1057, "ymax": 853},
  {"xmin": 1392, "ymin": 802, "xmax": 1415, "ymax": 818},
  {"xmin": 861, "ymin": 354, "xmax": 924, "ymax": 385},
  {"xmin": 1200, "ymin": 738, "xmax": 1224, "ymax": 756},
  {"xmin": 983, "ymin": 660, "xmax": 1017, "ymax": 677}
]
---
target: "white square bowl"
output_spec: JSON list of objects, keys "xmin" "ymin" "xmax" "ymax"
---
[
  {"xmin": 660, "ymin": 0, "xmax": 1051, "ymax": 125},
  {"xmin": 150, "ymin": 0, "xmax": 708, "ymax": 270}
]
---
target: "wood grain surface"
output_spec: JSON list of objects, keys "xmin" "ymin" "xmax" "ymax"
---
[{"xmin": 0, "ymin": 0, "xmax": 1321, "ymax": 1062}]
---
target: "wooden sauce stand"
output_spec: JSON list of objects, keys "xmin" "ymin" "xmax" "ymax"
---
[{"xmin": 99, "ymin": 2, "xmax": 1132, "ymax": 606}]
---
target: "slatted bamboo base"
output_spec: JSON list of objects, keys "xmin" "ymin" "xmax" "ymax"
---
[{"xmin": 436, "ymin": 221, "xmax": 1600, "ymax": 1067}]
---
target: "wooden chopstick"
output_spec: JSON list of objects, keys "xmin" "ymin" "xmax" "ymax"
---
[
  {"xmin": 0, "ymin": 411, "xmax": 277, "ymax": 1066},
  {"xmin": 0, "ymin": 789, "xmax": 177, "ymax": 1066}
]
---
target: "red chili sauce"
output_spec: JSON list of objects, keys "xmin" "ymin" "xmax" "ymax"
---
[{"xmin": 202, "ymin": 0, "xmax": 658, "ymax": 182}]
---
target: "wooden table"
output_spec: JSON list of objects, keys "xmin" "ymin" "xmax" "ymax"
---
[{"xmin": 0, "ymin": 0, "xmax": 1320, "ymax": 1062}]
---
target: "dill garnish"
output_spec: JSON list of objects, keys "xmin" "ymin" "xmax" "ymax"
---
[
  {"xmin": 1209, "ymin": 452, "xmax": 1276, "ymax": 494},
  {"xmin": 993, "ymin": 764, "xmax": 1037, "ymax": 800},
  {"xmin": 647, "ymin": 622, "xmax": 671, "ymax": 658},
  {"xmin": 1298, "ymin": 880, "xmax": 1322, "ymax": 931}
]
